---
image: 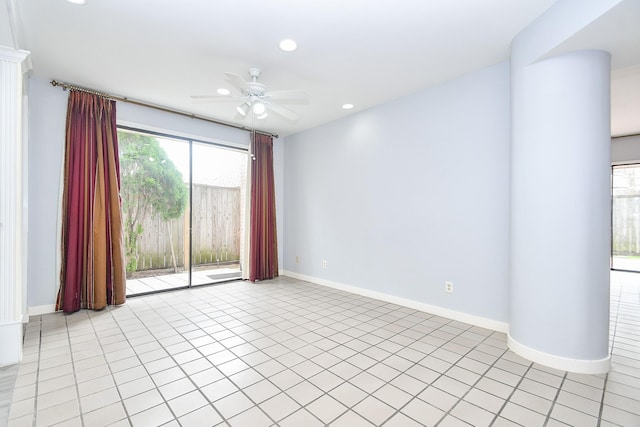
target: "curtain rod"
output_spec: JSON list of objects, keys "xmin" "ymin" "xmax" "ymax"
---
[{"xmin": 49, "ymin": 80, "xmax": 278, "ymax": 139}]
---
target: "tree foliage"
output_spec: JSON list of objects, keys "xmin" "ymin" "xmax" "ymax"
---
[{"xmin": 118, "ymin": 131, "xmax": 188, "ymax": 273}]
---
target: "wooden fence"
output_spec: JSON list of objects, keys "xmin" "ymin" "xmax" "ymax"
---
[{"xmin": 133, "ymin": 184, "xmax": 241, "ymax": 271}]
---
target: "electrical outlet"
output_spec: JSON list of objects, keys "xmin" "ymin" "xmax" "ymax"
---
[
  {"xmin": 322, "ymin": 260, "xmax": 327, "ymax": 269},
  {"xmin": 445, "ymin": 281, "xmax": 454, "ymax": 293},
  {"xmin": 295, "ymin": 255, "xmax": 299, "ymax": 264}
]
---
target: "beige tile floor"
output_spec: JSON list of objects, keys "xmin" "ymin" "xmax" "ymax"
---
[
  {"xmin": 3, "ymin": 271, "xmax": 639, "ymax": 426},
  {"xmin": 0, "ymin": 364, "xmax": 18, "ymax": 425}
]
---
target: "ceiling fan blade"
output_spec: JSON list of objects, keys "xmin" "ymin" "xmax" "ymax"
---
[
  {"xmin": 268, "ymin": 103, "xmax": 299, "ymax": 122},
  {"xmin": 266, "ymin": 90, "xmax": 309, "ymax": 105},
  {"xmin": 224, "ymin": 72, "xmax": 248, "ymax": 93}
]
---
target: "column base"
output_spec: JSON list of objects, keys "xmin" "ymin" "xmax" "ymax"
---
[
  {"xmin": 0, "ymin": 319, "xmax": 23, "ymax": 366},
  {"xmin": 508, "ymin": 334, "xmax": 610, "ymax": 374}
]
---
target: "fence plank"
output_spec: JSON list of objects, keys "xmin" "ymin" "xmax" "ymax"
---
[{"xmin": 133, "ymin": 184, "xmax": 241, "ymax": 271}]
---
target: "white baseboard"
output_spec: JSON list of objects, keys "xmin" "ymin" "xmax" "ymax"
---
[
  {"xmin": 281, "ymin": 270, "xmax": 509, "ymax": 334},
  {"xmin": 508, "ymin": 334, "xmax": 610, "ymax": 374},
  {"xmin": 28, "ymin": 304, "xmax": 56, "ymax": 316}
]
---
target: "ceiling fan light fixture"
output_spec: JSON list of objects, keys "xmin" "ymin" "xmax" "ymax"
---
[
  {"xmin": 252, "ymin": 101, "xmax": 266, "ymax": 115},
  {"xmin": 342, "ymin": 103, "xmax": 354, "ymax": 110},
  {"xmin": 66, "ymin": 0, "xmax": 88, "ymax": 4},
  {"xmin": 279, "ymin": 39, "xmax": 298, "ymax": 52},
  {"xmin": 216, "ymin": 88, "xmax": 230, "ymax": 96},
  {"xmin": 237, "ymin": 102, "xmax": 251, "ymax": 117},
  {"xmin": 257, "ymin": 112, "xmax": 268, "ymax": 120}
]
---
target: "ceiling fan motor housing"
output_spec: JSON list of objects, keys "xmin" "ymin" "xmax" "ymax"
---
[
  {"xmin": 247, "ymin": 82, "xmax": 267, "ymax": 96},
  {"xmin": 248, "ymin": 67, "xmax": 262, "ymax": 80}
]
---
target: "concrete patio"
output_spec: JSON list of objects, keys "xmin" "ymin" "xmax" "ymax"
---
[{"xmin": 126, "ymin": 267, "xmax": 242, "ymax": 295}]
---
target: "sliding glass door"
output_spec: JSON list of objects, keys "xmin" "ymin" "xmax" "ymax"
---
[
  {"xmin": 612, "ymin": 164, "xmax": 640, "ymax": 272},
  {"xmin": 118, "ymin": 127, "xmax": 246, "ymax": 296},
  {"xmin": 190, "ymin": 141, "xmax": 246, "ymax": 286}
]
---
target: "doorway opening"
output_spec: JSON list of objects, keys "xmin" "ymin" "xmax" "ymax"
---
[{"xmin": 118, "ymin": 127, "xmax": 247, "ymax": 296}]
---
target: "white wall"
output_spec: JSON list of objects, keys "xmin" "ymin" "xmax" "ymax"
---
[
  {"xmin": 117, "ymin": 102, "xmax": 249, "ymax": 148},
  {"xmin": 27, "ymin": 78, "xmax": 66, "ymax": 308},
  {"xmin": 283, "ymin": 62, "xmax": 511, "ymax": 323},
  {"xmin": 27, "ymin": 76, "xmax": 284, "ymax": 311}
]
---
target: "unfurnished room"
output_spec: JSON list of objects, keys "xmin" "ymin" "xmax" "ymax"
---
[{"xmin": 1, "ymin": 0, "xmax": 640, "ymax": 426}]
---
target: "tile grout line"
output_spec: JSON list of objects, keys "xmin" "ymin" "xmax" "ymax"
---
[
  {"xmin": 137, "ymin": 288, "xmax": 277, "ymax": 425},
  {"xmin": 597, "ymin": 280, "xmax": 622, "ymax": 427},
  {"xmin": 596, "ymin": 372, "xmax": 609, "ymax": 427},
  {"xmin": 66, "ymin": 313, "xmax": 86, "ymax": 427},
  {"xmin": 433, "ymin": 336, "xmax": 520, "ymax": 427},
  {"xmin": 308, "ymin": 293, "xmax": 483, "ymax": 425},
  {"xmin": 488, "ymin": 361, "xmax": 535, "ymax": 427},
  {"xmin": 88, "ymin": 306, "xmax": 140, "ymax": 426},
  {"xmin": 203, "ymin": 283, "xmax": 409, "ymax": 424},
  {"xmin": 543, "ymin": 369, "xmax": 568, "ymax": 426},
  {"xmin": 210, "ymin": 284, "xmax": 417, "ymax": 425},
  {"xmin": 119, "ymin": 297, "xmax": 231, "ymax": 426},
  {"xmin": 377, "ymin": 324, "xmax": 506, "ymax": 426},
  {"xmin": 31, "ymin": 316, "xmax": 42, "ymax": 427}
]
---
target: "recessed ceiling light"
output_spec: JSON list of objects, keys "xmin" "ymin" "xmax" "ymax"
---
[
  {"xmin": 342, "ymin": 103, "xmax": 354, "ymax": 110},
  {"xmin": 279, "ymin": 39, "xmax": 298, "ymax": 52},
  {"xmin": 217, "ymin": 88, "xmax": 230, "ymax": 96},
  {"xmin": 66, "ymin": 0, "xmax": 88, "ymax": 5}
]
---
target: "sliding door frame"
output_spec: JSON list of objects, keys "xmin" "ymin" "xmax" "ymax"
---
[
  {"xmin": 118, "ymin": 125, "xmax": 248, "ymax": 297},
  {"xmin": 611, "ymin": 162, "xmax": 640, "ymax": 273}
]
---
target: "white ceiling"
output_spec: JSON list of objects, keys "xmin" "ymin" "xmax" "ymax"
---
[{"xmin": 3, "ymin": 0, "xmax": 639, "ymax": 137}]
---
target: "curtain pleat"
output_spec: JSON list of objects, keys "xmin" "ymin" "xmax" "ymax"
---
[
  {"xmin": 249, "ymin": 133, "xmax": 278, "ymax": 282},
  {"xmin": 56, "ymin": 91, "xmax": 126, "ymax": 313}
]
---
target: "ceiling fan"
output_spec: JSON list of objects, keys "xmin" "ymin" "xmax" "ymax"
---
[{"xmin": 191, "ymin": 67, "xmax": 307, "ymax": 122}]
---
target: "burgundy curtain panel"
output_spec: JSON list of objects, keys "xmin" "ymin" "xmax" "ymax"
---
[
  {"xmin": 56, "ymin": 91, "xmax": 126, "ymax": 313},
  {"xmin": 249, "ymin": 133, "xmax": 279, "ymax": 281}
]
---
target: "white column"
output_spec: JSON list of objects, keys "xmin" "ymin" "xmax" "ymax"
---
[
  {"xmin": 509, "ymin": 50, "xmax": 611, "ymax": 373},
  {"xmin": 0, "ymin": 46, "xmax": 30, "ymax": 367}
]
